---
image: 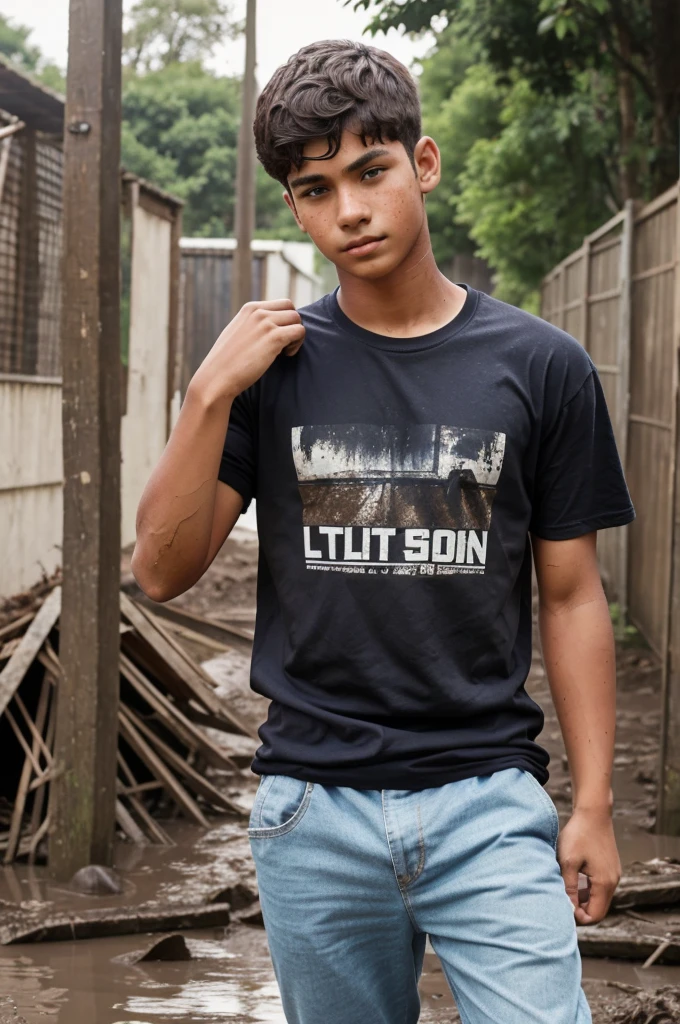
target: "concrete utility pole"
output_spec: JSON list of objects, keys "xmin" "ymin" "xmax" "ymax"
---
[
  {"xmin": 51, "ymin": 0, "xmax": 123, "ymax": 879},
  {"xmin": 230, "ymin": 0, "xmax": 257, "ymax": 318}
]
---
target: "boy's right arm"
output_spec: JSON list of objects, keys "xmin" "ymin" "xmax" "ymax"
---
[{"xmin": 131, "ymin": 298, "xmax": 305, "ymax": 602}]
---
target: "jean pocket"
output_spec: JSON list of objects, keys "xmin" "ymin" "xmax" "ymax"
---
[
  {"xmin": 248, "ymin": 774, "xmax": 314, "ymax": 839},
  {"xmin": 520, "ymin": 769, "xmax": 560, "ymax": 848}
]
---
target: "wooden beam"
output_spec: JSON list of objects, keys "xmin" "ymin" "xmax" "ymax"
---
[
  {"xmin": 658, "ymin": 181, "xmax": 680, "ymax": 834},
  {"xmin": 120, "ymin": 592, "xmax": 257, "ymax": 737},
  {"xmin": 230, "ymin": 0, "xmax": 257, "ymax": 317},
  {"xmin": 51, "ymin": 0, "xmax": 123, "ymax": 880},
  {"xmin": 118, "ymin": 709, "xmax": 210, "ymax": 827},
  {"xmin": 18, "ymin": 129, "xmax": 39, "ymax": 374},
  {"xmin": 124, "ymin": 705, "xmax": 245, "ymax": 816},
  {"xmin": 0, "ymin": 586, "xmax": 60, "ymax": 718}
]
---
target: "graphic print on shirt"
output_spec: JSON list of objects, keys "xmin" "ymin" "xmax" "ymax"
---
[{"xmin": 292, "ymin": 424, "xmax": 506, "ymax": 575}]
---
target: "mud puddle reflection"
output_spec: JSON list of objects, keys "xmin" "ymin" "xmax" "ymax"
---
[{"xmin": 0, "ymin": 926, "xmax": 284, "ymax": 1024}]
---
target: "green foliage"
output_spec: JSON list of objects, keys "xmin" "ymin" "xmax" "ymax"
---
[
  {"xmin": 122, "ymin": 62, "xmax": 239, "ymax": 234},
  {"xmin": 121, "ymin": 60, "xmax": 306, "ymax": 240},
  {"xmin": 123, "ymin": 0, "xmax": 242, "ymax": 72},
  {"xmin": 609, "ymin": 602, "xmax": 643, "ymax": 646},
  {"xmin": 0, "ymin": 14, "xmax": 41, "ymax": 70},
  {"xmin": 423, "ymin": 62, "xmax": 504, "ymax": 266},
  {"xmin": 454, "ymin": 74, "xmax": 614, "ymax": 307},
  {"xmin": 0, "ymin": 14, "xmax": 66, "ymax": 91},
  {"xmin": 351, "ymin": 0, "xmax": 678, "ymax": 307}
]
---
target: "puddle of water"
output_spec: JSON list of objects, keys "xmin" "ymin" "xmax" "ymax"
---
[{"xmin": 0, "ymin": 926, "xmax": 285, "ymax": 1024}]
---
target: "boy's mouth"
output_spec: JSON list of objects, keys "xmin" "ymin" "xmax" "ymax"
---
[{"xmin": 342, "ymin": 236, "xmax": 387, "ymax": 255}]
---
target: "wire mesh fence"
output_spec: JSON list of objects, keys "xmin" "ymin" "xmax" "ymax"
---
[{"xmin": 0, "ymin": 125, "xmax": 63, "ymax": 378}]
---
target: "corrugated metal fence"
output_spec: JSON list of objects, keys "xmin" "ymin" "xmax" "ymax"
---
[{"xmin": 541, "ymin": 184, "xmax": 680, "ymax": 659}]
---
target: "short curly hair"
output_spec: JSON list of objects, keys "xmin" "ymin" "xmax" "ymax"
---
[{"xmin": 253, "ymin": 39, "xmax": 422, "ymax": 193}]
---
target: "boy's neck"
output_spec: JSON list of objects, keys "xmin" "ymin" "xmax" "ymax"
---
[{"xmin": 335, "ymin": 237, "xmax": 467, "ymax": 340}]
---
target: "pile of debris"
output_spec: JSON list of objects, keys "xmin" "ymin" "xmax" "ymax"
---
[{"xmin": 0, "ymin": 574, "xmax": 258, "ymax": 864}]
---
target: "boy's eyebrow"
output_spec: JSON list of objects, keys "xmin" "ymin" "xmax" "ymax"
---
[{"xmin": 288, "ymin": 147, "xmax": 391, "ymax": 191}]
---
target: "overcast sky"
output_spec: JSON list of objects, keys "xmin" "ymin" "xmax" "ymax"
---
[{"xmin": 0, "ymin": 0, "xmax": 436, "ymax": 86}]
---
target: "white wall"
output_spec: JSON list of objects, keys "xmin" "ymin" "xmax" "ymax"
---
[
  {"xmin": 120, "ymin": 204, "xmax": 172, "ymax": 548},
  {"xmin": 0, "ymin": 379, "xmax": 63, "ymax": 595}
]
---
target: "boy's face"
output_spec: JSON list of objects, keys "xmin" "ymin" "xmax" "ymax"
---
[{"xmin": 283, "ymin": 126, "xmax": 440, "ymax": 280}]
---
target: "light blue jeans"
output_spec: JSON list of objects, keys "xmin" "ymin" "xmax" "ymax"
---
[{"xmin": 248, "ymin": 766, "xmax": 592, "ymax": 1024}]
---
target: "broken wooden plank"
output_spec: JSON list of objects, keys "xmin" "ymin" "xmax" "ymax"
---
[
  {"xmin": 29, "ymin": 678, "xmax": 56, "ymax": 865},
  {"xmin": 4, "ymin": 707, "xmax": 42, "ymax": 778},
  {"xmin": 0, "ymin": 901, "xmax": 232, "ymax": 944},
  {"xmin": 120, "ymin": 592, "xmax": 256, "ymax": 737},
  {"xmin": 5, "ymin": 675, "xmax": 50, "ymax": 863},
  {"xmin": 124, "ymin": 706, "xmax": 244, "ymax": 816},
  {"xmin": 161, "ymin": 619, "xmax": 232, "ymax": 654},
  {"xmin": 176, "ymin": 705, "xmax": 258, "ymax": 766},
  {"xmin": 136, "ymin": 593, "xmax": 255, "ymax": 652},
  {"xmin": 577, "ymin": 924, "xmax": 680, "ymax": 963},
  {"xmin": 118, "ymin": 709, "xmax": 210, "ymax": 828},
  {"xmin": 0, "ymin": 587, "xmax": 61, "ymax": 718},
  {"xmin": 120, "ymin": 653, "xmax": 236, "ymax": 771},
  {"xmin": 116, "ymin": 751, "xmax": 173, "ymax": 846},
  {"xmin": 115, "ymin": 798, "xmax": 148, "ymax": 846},
  {"xmin": 0, "ymin": 610, "xmax": 37, "ymax": 643},
  {"xmin": 13, "ymin": 691, "xmax": 53, "ymax": 766},
  {"xmin": 26, "ymin": 813, "xmax": 50, "ymax": 861},
  {"xmin": 612, "ymin": 878, "xmax": 680, "ymax": 911}
]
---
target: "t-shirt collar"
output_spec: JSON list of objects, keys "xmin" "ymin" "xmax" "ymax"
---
[{"xmin": 326, "ymin": 282, "xmax": 479, "ymax": 353}]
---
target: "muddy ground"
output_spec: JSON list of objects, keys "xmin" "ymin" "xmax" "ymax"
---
[{"xmin": 2, "ymin": 526, "xmax": 680, "ymax": 1023}]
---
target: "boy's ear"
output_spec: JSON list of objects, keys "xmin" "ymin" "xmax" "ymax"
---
[
  {"xmin": 414, "ymin": 136, "xmax": 441, "ymax": 196},
  {"xmin": 283, "ymin": 190, "xmax": 306, "ymax": 232}
]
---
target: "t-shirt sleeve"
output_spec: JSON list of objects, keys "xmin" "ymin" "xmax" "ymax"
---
[
  {"xmin": 530, "ymin": 367, "xmax": 635, "ymax": 540},
  {"xmin": 217, "ymin": 388, "xmax": 257, "ymax": 513}
]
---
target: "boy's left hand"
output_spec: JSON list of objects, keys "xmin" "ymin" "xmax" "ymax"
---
[{"xmin": 557, "ymin": 807, "xmax": 621, "ymax": 924}]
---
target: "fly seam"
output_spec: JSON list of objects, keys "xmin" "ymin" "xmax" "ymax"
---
[
  {"xmin": 381, "ymin": 791, "xmax": 422, "ymax": 932},
  {"xmin": 406, "ymin": 803, "xmax": 426, "ymax": 886}
]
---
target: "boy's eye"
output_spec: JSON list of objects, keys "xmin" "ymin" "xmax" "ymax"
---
[{"xmin": 303, "ymin": 167, "xmax": 385, "ymax": 198}]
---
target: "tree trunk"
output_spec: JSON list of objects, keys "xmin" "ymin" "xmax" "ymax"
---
[
  {"xmin": 613, "ymin": 20, "xmax": 640, "ymax": 201},
  {"xmin": 649, "ymin": 0, "xmax": 680, "ymax": 193}
]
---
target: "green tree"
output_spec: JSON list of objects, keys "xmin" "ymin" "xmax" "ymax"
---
[
  {"xmin": 0, "ymin": 14, "xmax": 65, "ymax": 91},
  {"xmin": 0, "ymin": 15, "xmax": 40, "ymax": 70},
  {"xmin": 417, "ymin": 25, "xmax": 503, "ymax": 266},
  {"xmin": 348, "ymin": 0, "xmax": 679, "ymax": 199},
  {"xmin": 124, "ymin": 0, "xmax": 242, "ymax": 72},
  {"xmin": 455, "ymin": 74, "xmax": 616, "ymax": 309},
  {"xmin": 122, "ymin": 61, "xmax": 239, "ymax": 234}
]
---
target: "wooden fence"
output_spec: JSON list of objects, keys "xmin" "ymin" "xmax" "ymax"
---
[{"xmin": 541, "ymin": 181, "xmax": 680, "ymax": 832}]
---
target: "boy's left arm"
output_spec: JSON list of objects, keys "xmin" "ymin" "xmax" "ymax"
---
[{"xmin": 532, "ymin": 530, "xmax": 621, "ymax": 925}]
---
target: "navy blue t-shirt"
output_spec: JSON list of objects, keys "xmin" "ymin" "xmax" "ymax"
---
[{"xmin": 217, "ymin": 284, "xmax": 635, "ymax": 789}]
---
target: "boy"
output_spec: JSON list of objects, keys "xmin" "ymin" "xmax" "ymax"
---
[{"xmin": 132, "ymin": 40, "xmax": 634, "ymax": 1024}]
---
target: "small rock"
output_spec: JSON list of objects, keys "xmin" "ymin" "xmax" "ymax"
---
[
  {"xmin": 232, "ymin": 900, "xmax": 264, "ymax": 927},
  {"xmin": 69, "ymin": 865, "xmax": 124, "ymax": 895},
  {"xmin": 133, "ymin": 933, "xmax": 192, "ymax": 963},
  {"xmin": 207, "ymin": 881, "xmax": 258, "ymax": 909}
]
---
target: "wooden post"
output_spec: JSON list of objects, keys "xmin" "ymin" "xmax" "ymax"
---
[
  {"xmin": 614, "ymin": 200, "xmax": 634, "ymax": 632},
  {"xmin": 658, "ymin": 182, "xmax": 680, "ymax": 835},
  {"xmin": 167, "ymin": 204, "xmax": 183, "ymax": 437},
  {"xmin": 14, "ymin": 129, "xmax": 39, "ymax": 374},
  {"xmin": 230, "ymin": 0, "xmax": 257, "ymax": 318},
  {"xmin": 51, "ymin": 0, "xmax": 123, "ymax": 879}
]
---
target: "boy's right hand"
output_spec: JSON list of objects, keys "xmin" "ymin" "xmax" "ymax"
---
[{"xmin": 190, "ymin": 298, "xmax": 305, "ymax": 406}]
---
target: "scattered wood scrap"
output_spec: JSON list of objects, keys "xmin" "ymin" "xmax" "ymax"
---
[
  {"xmin": 0, "ymin": 577, "xmax": 255, "ymax": 865},
  {"xmin": 607, "ymin": 985, "xmax": 680, "ymax": 1023},
  {"xmin": 612, "ymin": 858, "xmax": 680, "ymax": 911},
  {"xmin": 0, "ymin": 900, "xmax": 232, "ymax": 945},
  {"xmin": 577, "ymin": 912, "xmax": 680, "ymax": 964}
]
